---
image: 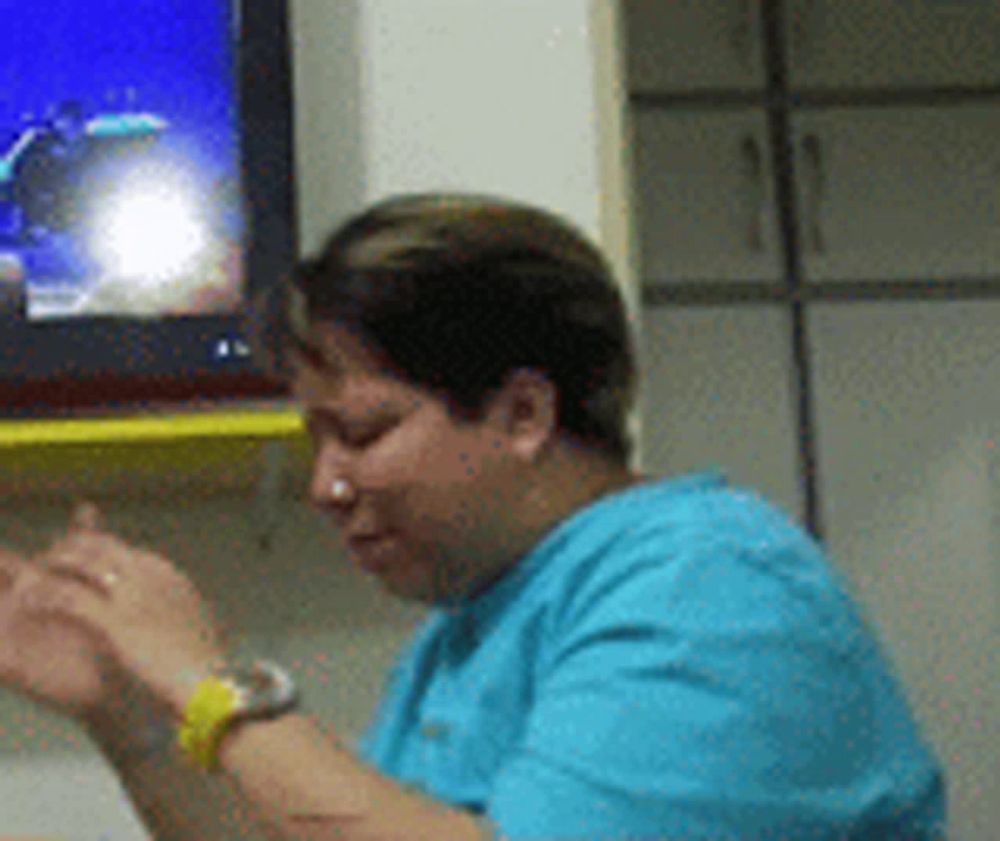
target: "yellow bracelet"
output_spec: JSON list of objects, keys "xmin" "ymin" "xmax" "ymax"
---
[{"xmin": 177, "ymin": 675, "xmax": 243, "ymax": 772}]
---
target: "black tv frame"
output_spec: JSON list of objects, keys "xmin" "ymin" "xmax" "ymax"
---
[{"xmin": 0, "ymin": 0, "xmax": 297, "ymax": 417}]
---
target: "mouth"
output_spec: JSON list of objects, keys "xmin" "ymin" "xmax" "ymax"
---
[{"xmin": 346, "ymin": 534, "xmax": 398, "ymax": 573}]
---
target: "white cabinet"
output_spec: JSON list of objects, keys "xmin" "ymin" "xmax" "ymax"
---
[
  {"xmin": 791, "ymin": 105, "xmax": 1000, "ymax": 282},
  {"xmin": 627, "ymin": 4, "xmax": 1000, "ymax": 289},
  {"xmin": 784, "ymin": 0, "xmax": 1000, "ymax": 90},
  {"xmin": 632, "ymin": 109, "xmax": 784, "ymax": 282},
  {"xmin": 624, "ymin": 0, "xmax": 766, "ymax": 94},
  {"xmin": 639, "ymin": 306, "xmax": 804, "ymax": 522},
  {"xmin": 809, "ymin": 301, "xmax": 1000, "ymax": 841},
  {"xmin": 629, "ymin": 5, "xmax": 1000, "ymax": 839}
]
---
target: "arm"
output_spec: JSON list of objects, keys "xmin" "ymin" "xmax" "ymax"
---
[
  {"xmin": 484, "ymin": 537, "xmax": 945, "ymax": 839},
  {"xmin": 86, "ymin": 695, "xmax": 488, "ymax": 841},
  {"xmin": 4, "ymin": 508, "xmax": 490, "ymax": 841}
]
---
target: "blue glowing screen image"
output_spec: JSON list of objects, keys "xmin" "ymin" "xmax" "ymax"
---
[{"xmin": 0, "ymin": 1, "xmax": 244, "ymax": 320}]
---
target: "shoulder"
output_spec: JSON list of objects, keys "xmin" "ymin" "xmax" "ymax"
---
[
  {"xmin": 517, "ymin": 477, "xmax": 912, "ymax": 736},
  {"xmin": 557, "ymin": 473, "xmax": 809, "ymax": 564},
  {"xmin": 549, "ymin": 475, "xmax": 821, "ymax": 609},
  {"xmin": 486, "ymin": 477, "xmax": 946, "ymax": 838}
]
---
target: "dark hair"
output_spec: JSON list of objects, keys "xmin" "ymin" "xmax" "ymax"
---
[{"xmin": 285, "ymin": 193, "xmax": 637, "ymax": 462}]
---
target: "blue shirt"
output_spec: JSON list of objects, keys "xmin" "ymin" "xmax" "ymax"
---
[{"xmin": 359, "ymin": 473, "xmax": 947, "ymax": 839}]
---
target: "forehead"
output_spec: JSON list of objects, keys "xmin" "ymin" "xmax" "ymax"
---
[{"xmin": 290, "ymin": 323, "xmax": 418, "ymax": 408}]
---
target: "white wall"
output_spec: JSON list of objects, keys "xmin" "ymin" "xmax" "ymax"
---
[
  {"xmin": 292, "ymin": 0, "xmax": 636, "ymax": 311},
  {"xmin": 0, "ymin": 2, "xmax": 632, "ymax": 837}
]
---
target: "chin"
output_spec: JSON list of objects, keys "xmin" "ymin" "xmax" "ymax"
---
[
  {"xmin": 376, "ymin": 572, "xmax": 471, "ymax": 607},
  {"xmin": 372, "ymin": 571, "xmax": 439, "ymax": 604}
]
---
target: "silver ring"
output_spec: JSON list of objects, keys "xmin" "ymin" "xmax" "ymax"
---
[{"xmin": 330, "ymin": 479, "xmax": 354, "ymax": 502}]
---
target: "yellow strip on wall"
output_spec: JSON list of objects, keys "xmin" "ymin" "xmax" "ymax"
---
[
  {"xmin": 0, "ymin": 409, "xmax": 304, "ymax": 448},
  {"xmin": 0, "ymin": 410, "xmax": 310, "ymax": 500}
]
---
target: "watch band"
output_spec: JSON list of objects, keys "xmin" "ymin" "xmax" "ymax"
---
[{"xmin": 178, "ymin": 659, "xmax": 299, "ymax": 771}]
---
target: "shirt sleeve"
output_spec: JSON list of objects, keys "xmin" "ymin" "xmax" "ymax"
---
[{"xmin": 485, "ymin": 535, "xmax": 946, "ymax": 840}]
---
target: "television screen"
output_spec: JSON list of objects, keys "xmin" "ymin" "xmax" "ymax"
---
[{"xmin": 0, "ymin": 0, "xmax": 296, "ymax": 413}]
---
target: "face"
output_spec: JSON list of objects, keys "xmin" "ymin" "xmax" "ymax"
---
[{"xmin": 292, "ymin": 323, "xmax": 529, "ymax": 605}]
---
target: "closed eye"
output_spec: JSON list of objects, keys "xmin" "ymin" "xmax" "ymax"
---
[
  {"xmin": 305, "ymin": 412, "xmax": 395, "ymax": 451},
  {"xmin": 342, "ymin": 423, "xmax": 392, "ymax": 448}
]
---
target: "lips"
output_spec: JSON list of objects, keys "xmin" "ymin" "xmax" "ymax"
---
[
  {"xmin": 347, "ymin": 534, "xmax": 380, "ymax": 551},
  {"xmin": 347, "ymin": 534, "xmax": 397, "ymax": 573}
]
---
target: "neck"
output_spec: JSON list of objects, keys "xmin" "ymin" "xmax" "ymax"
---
[
  {"xmin": 520, "ymin": 443, "xmax": 640, "ymax": 549},
  {"xmin": 454, "ymin": 444, "xmax": 641, "ymax": 605}
]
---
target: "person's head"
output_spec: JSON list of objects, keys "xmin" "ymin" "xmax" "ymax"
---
[{"xmin": 279, "ymin": 193, "xmax": 638, "ymax": 604}]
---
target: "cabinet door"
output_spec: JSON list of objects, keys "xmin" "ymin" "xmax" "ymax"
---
[
  {"xmin": 632, "ymin": 109, "xmax": 784, "ymax": 283},
  {"xmin": 791, "ymin": 105, "xmax": 1000, "ymax": 282},
  {"xmin": 639, "ymin": 305, "xmax": 803, "ymax": 522},
  {"xmin": 785, "ymin": 0, "xmax": 1000, "ymax": 90},
  {"xmin": 623, "ymin": 0, "xmax": 766, "ymax": 93},
  {"xmin": 809, "ymin": 301, "xmax": 999, "ymax": 841}
]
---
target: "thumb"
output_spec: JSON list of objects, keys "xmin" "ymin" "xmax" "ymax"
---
[
  {"xmin": 0, "ymin": 545, "xmax": 26, "ymax": 592},
  {"xmin": 70, "ymin": 501, "xmax": 103, "ymax": 533}
]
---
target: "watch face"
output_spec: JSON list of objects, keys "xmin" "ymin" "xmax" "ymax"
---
[{"xmin": 228, "ymin": 660, "xmax": 299, "ymax": 718}]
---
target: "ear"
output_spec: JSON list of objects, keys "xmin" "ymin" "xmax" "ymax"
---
[{"xmin": 487, "ymin": 369, "xmax": 559, "ymax": 462}]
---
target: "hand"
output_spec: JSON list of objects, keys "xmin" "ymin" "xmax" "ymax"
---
[
  {"xmin": 35, "ymin": 503, "xmax": 230, "ymax": 721},
  {"xmin": 0, "ymin": 544, "xmax": 109, "ymax": 719}
]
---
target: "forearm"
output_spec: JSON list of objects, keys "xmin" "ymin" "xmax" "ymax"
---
[
  {"xmin": 87, "ymin": 698, "xmax": 279, "ymax": 841},
  {"xmin": 88, "ymin": 702, "xmax": 487, "ymax": 841},
  {"xmin": 218, "ymin": 712, "xmax": 487, "ymax": 840}
]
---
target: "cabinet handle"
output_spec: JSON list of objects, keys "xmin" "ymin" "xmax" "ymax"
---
[
  {"xmin": 801, "ymin": 133, "xmax": 826, "ymax": 255},
  {"xmin": 740, "ymin": 134, "xmax": 766, "ymax": 254},
  {"xmin": 731, "ymin": 0, "xmax": 756, "ymax": 72}
]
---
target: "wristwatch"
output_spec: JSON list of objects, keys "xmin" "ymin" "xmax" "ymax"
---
[
  {"xmin": 221, "ymin": 660, "xmax": 300, "ymax": 722},
  {"xmin": 178, "ymin": 659, "xmax": 300, "ymax": 771}
]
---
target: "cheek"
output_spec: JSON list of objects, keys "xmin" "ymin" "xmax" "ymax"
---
[
  {"xmin": 413, "ymin": 449, "xmax": 509, "ymax": 537},
  {"xmin": 384, "ymin": 447, "xmax": 494, "ymax": 536},
  {"xmin": 370, "ymin": 424, "xmax": 491, "ymax": 488},
  {"xmin": 351, "ymin": 417, "xmax": 504, "ymax": 534}
]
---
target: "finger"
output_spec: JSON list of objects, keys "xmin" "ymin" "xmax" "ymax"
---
[
  {"xmin": 71, "ymin": 501, "xmax": 104, "ymax": 533},
  {"xmin": 39, "ymin": 528, "xmax": 121, "ymax": 574},
  {"xmin": 38, "ymin": 533, "xmax": 122, "ymax": 594},
  {"xmin": 20, "ymin": 574, "xmax": 109, "ymax": 642},
  {"xmin": 42, "ymin": 551, "xmax": 118, "ymax": 597},
  {"xmin": 0, "ymin": 546, "xmax": 29, "ymax": 592}
]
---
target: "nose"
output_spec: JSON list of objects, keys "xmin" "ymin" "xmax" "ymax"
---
[{"xmin": 309, "ymin": 443, "xmax": 358, "ymax": 515}]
